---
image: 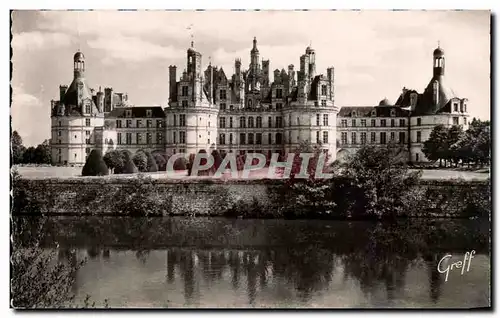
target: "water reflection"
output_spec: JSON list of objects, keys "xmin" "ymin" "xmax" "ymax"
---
[{"xmin": 14, "ymin": 216, "xmax": 490, "ymax": 308}]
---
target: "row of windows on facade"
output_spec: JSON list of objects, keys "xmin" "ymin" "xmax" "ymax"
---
[
  {"xmin": 217, "ymin": 131, "xmax": 329, "ymax": 145},
  {"xmin": 340, "ymin": 131, "xmax": 424, "ymax": 145},
  {"xmin": 217, "ymin": 114, "xmax": 330, "ymax": 129},
  {"xmin": 116, "ymin": 132, "xmax": 163, "ymax": 145},
  {"xmin": 180, "ymin": 86, "xmax": 329, "ymax": 100},
  {"xmin": 339, "ymin": 116, "xmax": 466, "ymax": 128},
  {"xmin": 81, "ymin": 105, "xmax": 157, "ymax": 118},
  {"xmin": 115, "ymin": 119, "xmax": 164, "ymax": 129}
]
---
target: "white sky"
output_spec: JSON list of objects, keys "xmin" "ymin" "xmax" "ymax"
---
[{"xmin": 11, "ymin": 10, "xmax": 490, "ymax": 146}]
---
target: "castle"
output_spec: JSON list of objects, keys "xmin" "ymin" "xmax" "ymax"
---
[{"xmin": 50, "ymin": 38, "xmax": 469, "ymax": 166}]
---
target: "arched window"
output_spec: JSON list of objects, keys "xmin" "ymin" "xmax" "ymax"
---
[
  {"xmin": 371, "ymin": 110, "xmax": 376, "ymax": 117},
  {"xmin": 352, "ymin": 111, "xmax": 356, "ymax": 117},
  {"xmin": 240, "ymin": 116, "xmax": 246, "ymax": 128},
  {"xmin": 248, "ymin": 99, "xmax": 253, "ymax": 107},
  {"xmin": 248, "ymin": 116, "xmax": 254, "ymax": 128}
]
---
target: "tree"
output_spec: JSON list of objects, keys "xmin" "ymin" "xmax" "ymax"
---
[
  {"xmin": 103, "ymin": 150, "xmax": 125, "ymax": 173},
  {"xmin": 34, "ymin": 140, "xmax": 51, "ymax": 164},
  {"xmin": 446, "ymin": 125, "xmax": 464, "ymax": 167},
  {"xmin": 119, "ymin": 150, "xmax": 138, "ymax": 174},
  {"xmin": 422, "ymin": 125, "xmax": 449, "ymax": 166},
  {"xmin": 340, "ymin": 144, "xmax": 422, "ymax": 218},
  {"xmin": 153, "ymin": 152, "xmax": 167, "ymax": 171},
  {"xmin": 289, "ymin": 141, "xmax": 331, "ymax": 182},
  {"xmin": 81, "ymin": 149, "xmax": 109, "ymax": 176},
  {"xmin": 132, "ymin": 150, "xmax": 148, "ymax": 172},
  {"xmin": 22, "ymin": 147, "xmax": 36, "ymax": 164},
  {"xmin": 173, "ymin": 157, "xmax": 187, "ymax": 171},
  {"xmin": 11, "ymin": 130, "xmax": 25, "ymax": 164},
  {"xmin": 144, "ymin": 151, "xmax": 158, "ymax": 172}
]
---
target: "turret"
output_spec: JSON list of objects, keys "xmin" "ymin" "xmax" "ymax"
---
[
  {"xmin": 433, "ymin": 45, "xmax": 445, "ymax": 77},
  {"xmin": 73, "ymin": 51, "xmax": 85, "ymax": 79}
]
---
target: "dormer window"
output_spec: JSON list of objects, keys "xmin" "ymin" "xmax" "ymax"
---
[
  {"xmin": 390, "ymin": 109, "xmax": 396, "ymax": 117},
  {"xmin": 351, "ymin": 111, "xmax": 356, "ymax": 117},
  {"xmin": 126, "ymin": 110, "xmax": 132, "ymax": 118},
  {"xmin": 146, "ymin": 109, "xmax": 152, "ymax": 117},
  {"xmin": 371, "ymin": 110, "xmax": 376, "ymax": 117}
]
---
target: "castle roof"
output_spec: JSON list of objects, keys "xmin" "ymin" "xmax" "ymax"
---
[{"xmin": 338, "ymin": 106, "xmax": 410, "ymax": 118}]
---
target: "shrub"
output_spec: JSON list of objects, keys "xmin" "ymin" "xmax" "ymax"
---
[
  {"xmin": 103, "ymin": 150, "xmax": 124, "ymax": 173},
  {"xmin": 153, "ymin": 152, "xmax": 167, "ymax": 171},
  {"xmin": 117, "ymin": 150, "xmax": 138, "ymax": 174},
  {"xmin": 173, "ymin": 157, "xmax": 188, "ymax": 171},
  {"xmin": 211, "ymin": 149, "xmax": 223, "ymax": 173},
  {"xmin": 133, "ymin": 151, "xmax": 148, "ymax": 172},
  {"xmin": 144, "ymin": 151, "xmax": 158, "ymax": 172},
  {"xmin": 81, "ymin": 149, "xmax": 109, "ymax": 176}
]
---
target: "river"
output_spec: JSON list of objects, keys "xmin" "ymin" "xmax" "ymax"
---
[{"xmin": 15, "ymin": 216, "xmax": 491, "ymax": 308}]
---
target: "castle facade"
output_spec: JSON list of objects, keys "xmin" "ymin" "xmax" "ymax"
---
[{"xmin": 50, "ymin": 38, "xmax": 469, "ymax": 166}]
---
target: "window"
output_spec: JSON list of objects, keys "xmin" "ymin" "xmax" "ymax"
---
[
  {"xmin": 417, "ymin": 118, "xmax": 422, "ymax": 126},
  {"xmin": 208, "ymin": 139, "xmax": 210, "ymax": 145},
  {"xmin": 182, "ymin": 86, "xmax": 188, "ymax": 96},
  {"xmin": 240, "ymin": 133, "xmax": 246, "ymax": 144},
  {"xmin": 220, "ymin": 117, "xmax": 226, "ymax": 128},
  {"xmin": 248, "ymin": 117, "xmax": 254, "ymax": 128},
  {"xmin": 230, "ymin": 105, "xmax": 234, "ymax": 111},
  {"xmin": 399, "ymin": 132, "xmax": 405, "ymax": 144},
  {"xmin": 147, "ymin": 133, "xmax": 152, "ymax": 144},
  {"xmin": 351, "ymin": 132, "xmax": 357, "ymax": 144},
  {"xmin": 58, "ymin": 121, "xmax": 61, "ymax": 127},
  {"xmin": 276, "ymin": 117, "xmax": 283, "ymax": 128},
  {"xmin": 126, "ymin": 120, "xmax": 132, "ymax": 128},
  {"xmin": 463, "ymin": 117, "xmax": 467, "ymax": 125},
  {"xmin": 371, "ymin": 110, "xmax": 376, "ymax": 117},
  {"xmin": 268, "ymin": 133, "xmax": 272, "ymax": 144},
  {"xmin": 173, "ymin": 115, "xmax": 177, "ymax": 126},
  {"xmin": 276, "ymin": 133, "xmax": 283, "ymax": 144},
  {"xmin": 453, "ymin": 103, "xmax": 458, "ymax": 112},
  {"xmin": 371, "ymin": 119, "xmax": 376, "ymax": 127},
  {"xmin": 288, "ymin": 114, "xmax": 292, "ymax": 127},
  {"xmin": 157, "ymin": 132, "xmax": 163, "ymax": 144},
  {"xmin": 399, "ymin": 119, "xmax": 405, "ymax": 127},
  {"xmin": 256, "ymin": 117, "xmax": 262, "ymax": 128},
  {"xmin": 371, "ymin": 132, "xmax": 376, "ymax": 143},
  {"xmin": 416, "ymin": 153, "xmax": 420, "ymax": 162},
  {"xmin": 248, "ymin": 133, "xmax": 254, "ymax": 145},
  {"xmin": 321, "ymin": 100, "xmax": 327, "ymax": 106},
  {"xmin": 390, "ymin": 109, "xmax": 396, "ymax": 117},
  {"xmin": 417, "ymin": 131, "xmax": 421, "ymax": 143},
  {"xmin": 85, "ymin": 138, "xmax": 90, "ymax": 144},
  {"xmin": 256, "ymin": 133, "xmax": 262, "ymax": 145},
  {"xmin": 173, "ymin": 132, "xmax": 177, "ymax": 143},
  {"xmin": 360, "ymin": 132, "xmax": 367, "ymax": 145},
  {"xmin": 340, "ymin": 132, "xmax": 348, "ymax": 145},
  {"xmin": 220, "ymin": 90, "xmax": 227, "ymax": 100},
  {"xmin": 391, "ymin": 119, "xmax": 395, "ymax": 127},
  {"xmin": 288, "ymin": 131, "xmax": 291, "ymax": 144},
  {"xmin": 219, "ymin": 133, "xmax": 226, "ymax": 145},
  {"xmin": 126, "ymin": 133, "xmax": 132, "ymax": 145},
  {"xmin": 85, "ymin": 130, "xmax": 90, "ymax": 136},
  {"xmin": 315, "ymin": 131, "xmax": 320, "ymax": 143},
  {"xmin": 268, "ymin": 116, "xmax": 272, "ymax": 128},
  {"xmin": 323, "ymin": 131, "xmax": 328, "ymax": 144},
  {"xmin": 179, "ymin": 131, "xmax": 186, "ymax": 144},
  {"xmin": 117, "ymin": 133, "xmax": 122, "ymax": 145},
  {"xmin": 229, "ymin": 133, "xmax": 233, "ymax": 144},
  {"xmin": 380, "ymin": 132, "xmax": 386, "ymax": 144},
  {"xmin": 390, "ymin": 132, "xmax": 395, "ymax": 142},
  {"xmin": 137, "ymin": 120, "xmax": 142, "ymax": 128},
  {"xmin": 137, "ymin": 133, "xmax": 142, "ymax": 144},
  {"xmin": 240, "ymin": 117, "xmax": 246, "ymax": 128},
  {"xmin": 114, "ymin": 120, "xmax": 121, "ymax": 128},
  {"xmin": 361, "ymin": 119, "xmax": 366, "ymax": 127},
  {"xmin": 314, "ymin": 101, "xmax": 318, "ymax": 107},
  {"xmin": 276, "ymin": 89, "xmax": 283, "ymax": 98},
  {"xmin": 146, "ymin": 110, "xmax": 152, "ymax": 117},
  {"xmin": 86, "ymin": 148, "xmax": 90, "ymax": 154},
  {"xmin": 341, "ymin": 119, "xmax": 347, "ymax": 127},
  {"xmin": 321, "ymin": 85, "xmax": 327, "ymax": 96},
  {"xmin": 147, "ymin": 120, "xmax": 152, "ymax": 128},
  {"xmin": 179, "ymin": 114, "xmax": 186, "ymax": 127},
  {"xmin": 351, "ymin": 119, "xmax": 356, "ymax": 127},
  {"xmin": 323, "ymin": 114, "xmax": 329, "ymax": 126},
  {"xmin": 276, "ymin": 103, "xmax": 283, "ymax": 110},
  {"xmin": 85, "ymin": 104, "xmax": 91, "ymax": 114},
  {"xmin": 381, "ymin": 119, "xmax": 386, "ymax": 127},
  {"xmin": 317, "ymin": 114, "xmax": 321, "ymax": 126},
  {"xmin": 126, "ymin": 110, "xmax": 132, "ymax": 118},
  {"xmin": 453, "ymin": 117, "xmax": 459, "ymax": 125},
  {"xmin": 248, "ymin": 99, "xmax": 253, "ymax": 107},
  {"xmin": 157, "ymin": 120, "xmax": 163, "ymax": 128},
  {"xmin": 58, "ymin": 131, "xmax": 61, "ymax": 137},
  {"xmin": 229, "ymin": 117, "xmax": 233, "ymax": 128},
  {"xmin": 85, "ymin": 118, "xmax": 91, "ymax": 127},
  {"xmin": 220, "ymin": 103, "xmax": 226, "ymax": 110},
  {"xmin": 181, "ymin": 100, "xmax": 188, "ymax": 108}
]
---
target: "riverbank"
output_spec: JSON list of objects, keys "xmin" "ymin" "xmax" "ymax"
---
[{"xmin": 12, "ymin": 175, "xmax": 490, "ymax": 219}]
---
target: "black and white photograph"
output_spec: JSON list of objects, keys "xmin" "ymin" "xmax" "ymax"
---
[{"xmin": 9, "ymin": 8, "xmax": 491, "ymax": 309}]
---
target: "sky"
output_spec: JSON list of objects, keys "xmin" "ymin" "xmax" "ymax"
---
[{"xmin": 11, "ymin": 10, "xmax": 490, "ymax": 146}]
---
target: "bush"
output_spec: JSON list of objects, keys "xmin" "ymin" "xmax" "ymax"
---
[
  {"xmin": 144, "ymin": 151, "xmax": 158, "ymax": 172},
  {"xmin": 133, "ymin": 151, "xmax": 148, "ymax": 172},
  {"xmin": 116, "ymin": 150, "xmax": 138, "ymax": 174},
  {"xmin": 81, "ymin": 149, "xmax": 108, "ymax": 176},
  {"xmin": 173, "ymin": 157, "xmax": 188, "ymax": 171},
  {"xmin": 103, "ymin": 150, "xmax": 125, "ymax": 173},
  {"xmin": 153, "ymin": 153, "xmax": 167, "ymax": 171}
]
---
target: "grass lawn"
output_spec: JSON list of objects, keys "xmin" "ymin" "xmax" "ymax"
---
[{"xmin": 13, "ymin": 165, "xmax": 490, "ymax": 181}]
